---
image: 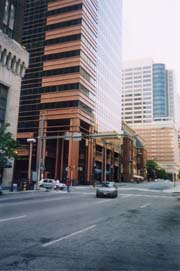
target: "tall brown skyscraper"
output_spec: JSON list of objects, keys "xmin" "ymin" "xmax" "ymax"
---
[{"xmin": 15, "ymin": 0, "xmax": 122, "ymax": 184}]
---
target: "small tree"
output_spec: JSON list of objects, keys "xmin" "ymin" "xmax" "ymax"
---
[
  {"xmin": 156, "ymin": 168, "xmax": 168, "ymax": 180},
  {"xmin": 0, "ymin": 124, "xmax": 18, "ymax": 185},
  {"xmin": 146, "ymin": 160, "xmax": 158, "ymax": 180},
  {"xmin": 146, "ymin": 160, "xmax": 168, "ymax": 181},
  {"xmin": 178, "ymin": 171, "xmax": 180, "ymax": 180}
]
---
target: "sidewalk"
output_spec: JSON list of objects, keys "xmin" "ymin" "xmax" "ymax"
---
[
  {"xmin": 164, "ymin": 183, "xmax": 180, "ymax": 193},
  {"xmin": 0, "ymin": 188, "xmax": 44, "ymax": 196}
]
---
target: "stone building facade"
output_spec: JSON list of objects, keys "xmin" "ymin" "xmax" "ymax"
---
[{"xmin": 0, "ymin": 30, "xmax": 29, "ymax": 186}]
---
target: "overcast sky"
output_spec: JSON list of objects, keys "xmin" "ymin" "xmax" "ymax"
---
[{"xmin": 122, "ymin": 0, "xmax": 180, "ymax": 91}]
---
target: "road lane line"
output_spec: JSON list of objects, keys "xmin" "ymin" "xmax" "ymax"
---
[
  {"xmin": 132, "ymin": 194, "xmax": 173, "ymax": 199},
  {"xmin": 96, "ymin": 199, "xmax": 115, "ymax": 204},
  {"xmin": 118, "ymin": 193, "xmax": 174, "ymax": 199},
  {"xmin": 140, "ymin": 203, "xmax": 151, "ymax": 208},
  {"xmin": 0, "ymin": 196, "xmax": 76, "ymax": 207},
  {"xmin": 42, "ymin": 225, "xmax": 96, "ymax": 247},
  {"xmin": 0, "ymin": 215, "xmax": 26, "ymax": 223}
]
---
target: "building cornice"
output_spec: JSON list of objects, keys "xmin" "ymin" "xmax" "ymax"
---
[{"xmin": 0, "ymin": 30, "xmax": 29, "ymax": 78}]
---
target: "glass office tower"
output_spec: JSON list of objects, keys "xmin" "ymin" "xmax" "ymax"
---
[
  {"xmin": 153, "ymin": 64, "xmax": 168, "ymax": 119},
  {"xmin": 96, "ymin": 0, "xmax": 122, "ymax": 132}
]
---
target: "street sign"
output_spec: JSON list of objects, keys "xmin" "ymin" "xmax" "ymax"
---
[
  {"xmin": 73, "ymin": 132, "xmax": 82, "ymax": 141},
  {"xmin": 64, "ymin": 132, "xmax": 82, "ymax": 141},
  {"xmin": 32, "ymin": 171, "xmax": 37, "ymax": 182}
]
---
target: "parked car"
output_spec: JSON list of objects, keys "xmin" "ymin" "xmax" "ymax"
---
[
  {"xmin": 96, "ymin": 182, "xmax": 118, "ymax": 198},
  {"xmin": 55, "ymin": 181, "xmax": 67, "ymax": 190},
  {"xmin": 39, "ymin": 179, "xmax": 56, "ymax": 189}
]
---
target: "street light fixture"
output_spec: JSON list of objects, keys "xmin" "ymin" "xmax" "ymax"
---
[
  {"xmin": 27, "ymin": 138, "xmax": 36, "ymax": 189},
  {"xmin": 104, "ymin": 140, "xmax": 109, "ymax": 182}
]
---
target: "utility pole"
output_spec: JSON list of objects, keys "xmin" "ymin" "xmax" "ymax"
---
[
  {"xmin": 36, "ymin": 113, "xmax": 44, "ymax": 189},
  {"xmin": 104, "ymin": 141, "xmax": 107, "ymax": 182}
]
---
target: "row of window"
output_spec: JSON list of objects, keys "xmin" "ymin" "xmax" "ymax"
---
[
  {"xmin": 123, "ymin": 79, "xmax": 151, "ymax": 85},
  {"xmin": 45, "ymin": 34, "xmax": 81, "ymax": 46},
  {"xmin": 43, "ymin": 66, "xmax": 79, "ymax": 77},
  {"xmin": 19, "ymin": 100, "xmax": 92, "ymax": 115},
  {"xmin": 21, "ymin": 83, "xmax": 90, "ymax": 96},
  {"xmin": 42, "ymin": 66, "xmax": 93, "ymax": 85},
  {"xmin": 41, "ymin": 100, "xmax": 92, "ymax": 113},
  {"xmin": 47, "ymin": 3, "xmax": 82, "ymax": 16},
  {"xmin": 46, "ymin": 18, "xmax": 81, "ymax": 31},
  {"xmin": 44, "ymin": 50, "xmax": 80, "ymax": 61},
  {"xmin": 24, "ymin": 12, "xmax": 47, "ymax": 24}
]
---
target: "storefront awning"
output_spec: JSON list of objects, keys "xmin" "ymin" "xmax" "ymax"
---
[{"xmin": 133, "ymin": 175, "xmax": 144, "ymax": 180}]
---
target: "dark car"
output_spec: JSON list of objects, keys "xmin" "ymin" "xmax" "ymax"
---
[{"xmin": 96, "ymin": 182, "xmax": 118, "ymax": 198}]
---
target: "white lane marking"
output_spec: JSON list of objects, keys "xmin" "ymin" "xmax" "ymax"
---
[
  {"xmin": 118, "ymin": 193, "xmax": 174, "ymax": 199},
  {"xmin": 140, "ymin": 203, "xmax": 151, "ymax": 208},
  {"xmin": 42, "ymin": 225, "xmax": 96, "ymax": 247},
  {"xmin": 0, "ymin": 196, "xmax": 74, "ymax": 207},
  {"xmin": 118, "ymin": 188, "xmax": 159, "ymax": 192},
  {"xmin": 96, "ymin": 199, "xmax": 114, "ymax": 204},
  {"xmin": 0, "ymin": 215, "xmax": 26, "ymax": 223}
]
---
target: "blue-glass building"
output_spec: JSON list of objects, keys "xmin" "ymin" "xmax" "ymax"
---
[{"xmin": 153, "ymin": 64, "xmax": 168, "ymax": 119}]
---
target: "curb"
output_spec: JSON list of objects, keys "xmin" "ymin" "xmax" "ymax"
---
[{"xmin": 0, "ymin": 189, "xmax": 43, "ymax": 196}]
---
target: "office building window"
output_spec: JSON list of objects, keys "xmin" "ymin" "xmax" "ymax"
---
[
  {"xmin": 3, "ymin": 1, "xmax": 16, "ymax": 37},
  {"xmin": 0, "ymin": 84, "xmax": 8, "ymax": 124},
  {"xmin": 3, "ymin": 0, "xmax": 9, "ymax": 25},
  {"xmin": 9, "ymin": 3, "xmax": 15, "ymax": 30}
]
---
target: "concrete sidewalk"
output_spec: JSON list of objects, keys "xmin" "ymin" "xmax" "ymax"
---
[
  {"xmin": 164, "ymin": 183, "xmax": 180, "ymax": 193},
  {"xmin": 0, "ymin": 188, "xmax": 45, "ymax": 196}
]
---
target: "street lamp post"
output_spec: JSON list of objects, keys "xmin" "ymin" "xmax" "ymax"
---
[
  {"xmin": 37, "ymin": 113, "xmax": 44, "ymax": 189},
  {"xmin": 27, "ymin": 138, "xmax": 36, "ymax": 189},
  {"xmin": 104, "ymin": 141, "xmax": 109, "ymax": 182}
]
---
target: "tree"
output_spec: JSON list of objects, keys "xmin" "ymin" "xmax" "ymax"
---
[
  {"xmin": 146, "ymin": 159, "xmax": 168, "ymax": 181},
  {"xmin": 178, "ymin": 171, "xmax": 180, "ymax": 180},
  {"xmin": 0, "ymin": 124, "xmax": 18, "ymax": 185},
  {"xmin": 146, "ymin": 160, "xmax": 158, "ymax": 180},
  {"xmin": 156, "ymin": 168, "xmax": 168, "ymax": 180}
]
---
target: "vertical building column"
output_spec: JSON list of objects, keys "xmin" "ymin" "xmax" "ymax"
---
[
  {"xmin": 42, "ymin": 120, "xmax": 47, "ymax": 170},
  {"xmin": 68, "ymin": 118, "xmax": 80, "ymax": 184},
  {"xmin": 86, "ymin": 126, "xmax": 94, "ymax": 183},
  {"xmin": 36, "ymin": 112, "xmax": 45, "ymax": 181},
  {"xmin": 101, "ymin": 147, "xmax": 105, "ymax": 182},
  {"xmin": 55, "ymin": 139, "xmax": 60, "ymax": 179},
  {"xmin": 60, "ymin": 139, "xmax": 64, "ymax": 180}
]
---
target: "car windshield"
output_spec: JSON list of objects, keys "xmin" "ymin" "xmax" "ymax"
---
[{"xmin": 101, "ymin": 182, "xmax": 114, "ymax": 188}]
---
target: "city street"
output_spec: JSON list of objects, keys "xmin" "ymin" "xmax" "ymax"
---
[{"xmin": 0, "ymin": 182, "xmax": 180, "ymax": 271}]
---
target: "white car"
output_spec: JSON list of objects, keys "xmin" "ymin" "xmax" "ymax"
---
[
  {"xmin": 96, "ymin": 182, "xmax": 118, "ymax": 198},
  {"xmin": 55, "ymin": 182, "xmax": 67, "ymax": 190},
  {"xmin": 39, "ymin": 179, "xmax": 56, "ymax": 189}
]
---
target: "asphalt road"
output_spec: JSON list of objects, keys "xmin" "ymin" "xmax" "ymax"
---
[{"xmin": 0, "ymin": 183, "xmax": 180, "ymax": 271}]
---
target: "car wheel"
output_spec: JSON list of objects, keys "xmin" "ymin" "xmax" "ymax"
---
[{"xmin": 96, "ymin": 193, "xmax": 100, "ymax": 198}]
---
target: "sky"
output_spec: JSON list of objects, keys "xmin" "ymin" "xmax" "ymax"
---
[{"xmin": 122, "ymin": 0, "xmax": 180, "ymax": 91}]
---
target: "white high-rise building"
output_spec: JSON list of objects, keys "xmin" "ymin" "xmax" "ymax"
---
[
  {"xmin": 122, "ymin": 58, "xmax": 179, "ymax": 177},
  {"xmin": 166, "ymin": 70, "xmax": 175, "ymax": 120},
  {"xmin": 122, "ymin": 59, "xmax": 153, "ymax": 125}
]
